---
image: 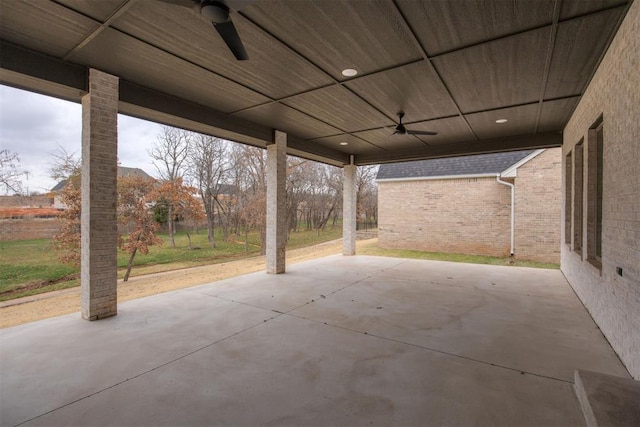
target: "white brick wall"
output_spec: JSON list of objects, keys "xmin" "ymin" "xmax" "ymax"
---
[
  {"xmin": 561, "ymin": 0, "xmax": 640, "ymax": 379},
  {"xmin": 81, "ymin": 69, "xmax": 119, "ymax": 320}
]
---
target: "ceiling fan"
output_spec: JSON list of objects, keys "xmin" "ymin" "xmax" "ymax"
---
[
  {"xmin": 393, "ymin": 112, "xmax": 438, "ymax": 136},
  {"xmin": 158, "ymin": 0, "xmax": 253, "ymax": 60}
]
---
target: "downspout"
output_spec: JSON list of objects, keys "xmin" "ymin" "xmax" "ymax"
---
[{"xmin": 496, "ymin": 175, "xmax": 515, "ymax": 256}]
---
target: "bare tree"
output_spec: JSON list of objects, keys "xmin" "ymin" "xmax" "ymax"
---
[
  {"xmin": 149, "ymin": 126, "xmax": 192, "ymax": 247},
  {"xmin": 232, "ymin": 145, "xmax": 267, "ymax": 254},
  {"xmin": 356, "ymin": 165, "xmax": 379, "ymax": 230},
  {"xmin": 48, "ymin": 144, "xmax": 81, "ymax": 181},
  {"xmin": 189, "ymin": 134, "xmax": 231, "ymax": 248},
  {"xmin": 52, "ymin": 175, "xmax": 81, "ymax": 266},
  {"xmin": 118, "ymin": 175, "xmax": 162, "ymax": 281},
  {"xmin": 0, "ymin": 149, "xmax": 28, "ymax": 195}
]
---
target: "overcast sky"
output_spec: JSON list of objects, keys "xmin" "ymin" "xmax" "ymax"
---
[{"xmin": 0, "ymin": 85, "xmax": 163, "ymax": 194}]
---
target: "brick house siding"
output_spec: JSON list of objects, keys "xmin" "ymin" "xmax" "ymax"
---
[
  {"xmin": 377, "ymin": 148, "xmax": 561, "ymax": 263},
  {"xmin": 561, "ymin": 0, "xmax": 639, "ymax": 379},
  {"xmin": 379, "ymin": 177, "xmax": 511, "ymax": 257},
  {"xmin": 514, "ymin": 149, "xmax": 562, "ymax": 262}
]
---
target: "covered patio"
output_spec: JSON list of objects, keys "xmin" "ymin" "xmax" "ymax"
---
[
  {"xmin": 1, "ymin": 256, "xmax": 629, "ymax": 426},
  {"xmin": 1, "ymin": 0, "xmax": 639, "ymax": 424}
]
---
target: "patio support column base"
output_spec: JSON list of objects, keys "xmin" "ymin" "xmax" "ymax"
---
[
  {"xmin": 266, "ymin": 130, "xmax": 287, "ymax": 274},
  {"xmin": 80, "ymin": 69, "xmax": 119, "ymax": 320},
  {"xmin": 343, "ymin": 163, "xmax": 357, "ymax": 255}
]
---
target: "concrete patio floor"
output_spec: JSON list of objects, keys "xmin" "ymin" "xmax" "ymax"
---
[{"xmin": 0, "ymin": 255, "xmax": 630, "ymax": 426}]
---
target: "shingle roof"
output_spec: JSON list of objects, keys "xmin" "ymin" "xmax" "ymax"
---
[
  {"xmin": 376, "ymin": 150, "xmax": 536, "ymax": 180},
  {"xmin": 50, "ymin": 167, "xmax": 153, "ymax": 191},
  {"xmin": 117, "ymin": 166, "xmax": 153, "ymax": 180}
]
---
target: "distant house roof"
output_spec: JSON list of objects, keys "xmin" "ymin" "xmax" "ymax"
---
[
  {"xmin": 376, "ymin": 150, "xmax": 537, "ymax": 181},
  {"xmin": 50, "ymin": 166, "xmax": 153, "ymax": 192},
  {"xmin": 117, "ymin": 166, "xmax": 153, "ymax": 180},
  {"xmin": 50, "ymin": 180, "xmax": 68, "ymax": 192}
]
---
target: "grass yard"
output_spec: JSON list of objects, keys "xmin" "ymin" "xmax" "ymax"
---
[
  {"xmin": 0, "ymin": 225, "xmax": 343, "ymax": 302},
  {"xmin": 358, "ymin": 244, "xmax": 560, "ymax": 269}
]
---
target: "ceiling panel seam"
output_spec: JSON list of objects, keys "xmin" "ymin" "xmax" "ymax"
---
[
  {"xmin": 239, "ymin": 9, "xmax": 407, "ymax": 128},
  {"xmin": 560, "ymin": 2, "xmax": 632, "ymax": 125},
  {"xmin": 422, "ymin": 4, "xmax": 627, "ymax": 60},
  {"xmin": 534, "ymin": 0, "xmax": 562, "ymax": 134},
  {"xmin": 557, "ymin": 3, "xmax": 630, "ymax": 24},
  {"xmin": 53, "ymin": 1, "xmax": 278, "ymax": 104},
  {"xmin": 59, "ymin": 0, "xmax": 139, "ymax": 61},
  {"xmin": 228, "ymin": 58, "xmax": 426, "ymax": 116},
  {"xmin": 307, "ymin": 133, "xmax": 389, "ymax": 153},
  {"xmin": 389, "ymin": 0, "xmax": 478, "ymax": 142}
]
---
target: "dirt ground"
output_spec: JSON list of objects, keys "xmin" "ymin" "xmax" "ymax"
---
[{"xmin": 0, "ymin": 239, "xmax": 375, "ymax": 329}]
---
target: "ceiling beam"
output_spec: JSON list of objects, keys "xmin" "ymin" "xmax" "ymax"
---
[
  {"xmin": 0, "ymin": 39, "xmax": 350, "ymax": 166},
  {"xmin": 356, "ymin": 131, "xmax": 562, "ymax": 165},
  {"xmin": 534, "ymin": 0, "xmax": 561, "ymax": 133},
  {"xmin": 119, "ymin": 81, "xmax": 350, "ymax": 166},
  {"xmin": 0, "ymin": 40, "xmax": 87, "ymax": 101}
]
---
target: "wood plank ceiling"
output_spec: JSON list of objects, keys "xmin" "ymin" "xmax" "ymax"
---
[{"xmin": 0, "ymin": 0, "xmax": 631, "ymax": 165}]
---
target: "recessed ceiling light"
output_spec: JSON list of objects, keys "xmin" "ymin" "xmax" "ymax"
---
[
  {"xmin": 341, "ymin": 68, "xmax": 358, "ymax": 77},
  {"xmin": 340, "ymin": 142, "xmax": 349, "ymax": 146},
  {"xmin": 495, "ymin": 118, "xmax": 508, "ymax": 124}
]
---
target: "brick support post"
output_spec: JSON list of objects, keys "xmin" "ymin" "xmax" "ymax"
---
[
  {"xmin": 266, "ymin": 130, "xmax": 287, "ymax": 274},
  {"xmin": 80, "ymin": 69, "xmax": 119, "ymax": 320},
  {"xmin": 343, "ymin": 164, "xmax": 357, "ymax": 255}
]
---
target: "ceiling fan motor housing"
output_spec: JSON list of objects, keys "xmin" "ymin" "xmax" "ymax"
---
[{"xmin": 201, "ymin": 0, "xmax": 230, "ymax": 23}]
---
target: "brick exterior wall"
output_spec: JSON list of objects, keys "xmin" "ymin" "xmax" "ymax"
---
[
  {"xmin": 561, "ymin": 1, "xmax": 640, "ymax": 379},
  {"xmin": 343, "ymin": 164, "xmax": 357, "ymax": 255},
  {"xmin": 266, "ymin": 130, "xmax": 286, "ymax": 274},
  {"xmin": 378, "ymin": 149, "xmax": 562, "ymax": 263},
  {"xmin": 378, "ymin": 176, "xmax": 512, "ymax": 257},
  {"xmin": 0, "ymin": 218, "xmax": 59, "ymax": 241},
  {"xmin": 514, "ymin": 148, "xmax": 562, "ymax": 263}
]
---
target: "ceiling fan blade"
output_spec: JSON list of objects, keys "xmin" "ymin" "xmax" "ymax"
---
[
  {"xmin": 226, "ymin": 0, "xmax": 257, "ymax": 11},
  {"xmin": 213, "ymin": 20, "xmax": 249, "ymax": 60},
  {"xmin": 407, "ymin": 130, "xmax": 438, "ymax": 136},
  {"xmin": 155, "ymin": 0, "xmax": 198, "ymax": 8}
]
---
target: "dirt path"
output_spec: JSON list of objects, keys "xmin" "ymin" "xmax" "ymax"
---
[{"xmin": 0, "ymin": 239, "xmax": 376, "ymax": 329}]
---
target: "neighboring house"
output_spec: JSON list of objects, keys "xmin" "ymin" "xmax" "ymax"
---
[
  {"xmin": 376, "ymin": 148, "xmax": 561, "ymax": 263},
  {"xmin": 52, "ymin": 166, "xmax": 154, "ymax": 209}
]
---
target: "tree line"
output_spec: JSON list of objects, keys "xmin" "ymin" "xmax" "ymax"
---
[
  {"xmin": 49, "ymin": 126, "xmax": 378, "ymax": 278},
  {"xmin": 150, "ymin": 126, "xmax": 378, "ymax": 251}
]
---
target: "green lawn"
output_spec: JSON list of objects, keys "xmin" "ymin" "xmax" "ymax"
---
[
  {"xmin": 358, "ymin": 244, "xmax": 560, "ymax": 269},
  {"xmin": 0, "ymin": 225, "xmax": 343, "ymax": 302},
  {"xmin": 1, "ymin": 226, "xmax": 557, "ymax": 303}
]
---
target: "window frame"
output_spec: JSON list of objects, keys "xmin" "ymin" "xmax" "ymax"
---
[
  {"xmin": 573, "ymin": 140, "xmax": 584, "ymax": 256},
  {"xmin": 587, "ymin": 116, "xmax": 604, "ymax": 269}
]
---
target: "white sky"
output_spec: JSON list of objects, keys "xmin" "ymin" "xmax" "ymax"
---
[{"xmin": 0, "ymin": 85, "xmax": 163, "ymax": 194}]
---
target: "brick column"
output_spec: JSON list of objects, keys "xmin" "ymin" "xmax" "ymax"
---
[
  {"xmin": 266, "ymin": 130, "xmax": 287, "ymax": 274},
  {"xmin": 343, "ymin": 164, "xmax": 357, "ymax": 255},
  {"xmin": 81, "ymin": 69, "xmax": 119, "ymax": 320}
]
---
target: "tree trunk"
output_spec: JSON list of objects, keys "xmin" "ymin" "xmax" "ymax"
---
[
  {"xmin": 123, "ymin": 246, "xmax": 138, "ymax": 282},
  {"xmin": 244, "ymin": 227, "xmax": 249, "ymax": 252},
  {"xmin": 207, "ymin": 222, "xmax": 215, "ymax": 249},
  {"xmin": 259, "ymin": 225, "xmax": 266, "ymax": 256},
  {"xmin": 168, "ymin": 205, "xmax": 176, "ymax": 248},
  {"xmin": 317, "ymin": 205, "xmax": 335, "ymax": 230},
  {"xmin": 186, "ymin": 230, "xmax": 192, "ymax": 250}
]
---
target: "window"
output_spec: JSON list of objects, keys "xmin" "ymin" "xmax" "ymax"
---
[
  {"xmin": 574, "ymin": 141, "xmax": 583, "ymax": 255},
  {"xmin": 587, "ymin": 116, "xmax": 604, "ymax": 267},
  {"xmin": 565, "ymin": 151, "xmax": 572, "ymax": 245}
]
